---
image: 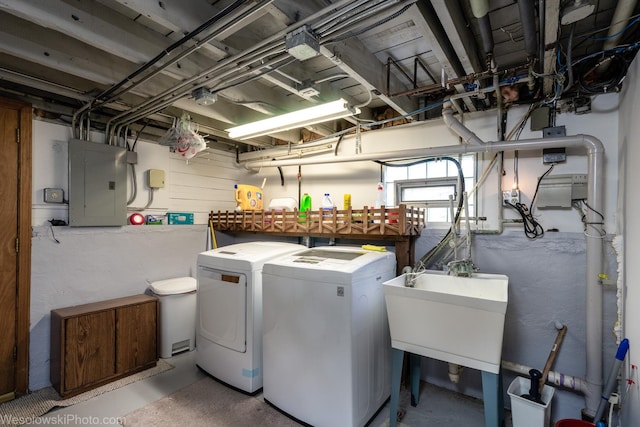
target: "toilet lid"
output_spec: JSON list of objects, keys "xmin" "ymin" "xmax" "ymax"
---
[{"xmin": 149, "ymin": 277, "xmax": 197, "ymax": 295}]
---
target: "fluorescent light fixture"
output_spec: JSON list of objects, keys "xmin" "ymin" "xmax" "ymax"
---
[{"xmin": 226, "ymin": 98, "xmax": 360, "ymax": 140}]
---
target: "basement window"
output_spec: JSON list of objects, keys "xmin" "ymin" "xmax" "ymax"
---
[{"xmin": 383, "ymin": 154, "xmax": 476, "ymax": 225}]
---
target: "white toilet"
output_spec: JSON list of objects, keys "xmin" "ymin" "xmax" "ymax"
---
[{"xmin": 149, "ymin": 277, "xmax": 197, "ymax": 358}]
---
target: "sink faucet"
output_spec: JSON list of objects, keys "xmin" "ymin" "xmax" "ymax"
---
[{"xmin": 446, "ymin": 259, "xmax": 475, "ymax": 277}]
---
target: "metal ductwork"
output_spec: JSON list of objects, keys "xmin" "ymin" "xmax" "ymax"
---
[
  {"xmin": 470, "ymin": 0, "xmax": 494, "ymax": 56},
  {"xmin": 518, "ymin": 0, "xmax": 538, "ymax": 60}
]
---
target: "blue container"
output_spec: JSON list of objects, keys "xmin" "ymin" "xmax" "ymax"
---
[{"xmin": 167, "ymin": 212, "xmax": 194, "ymax": 225}]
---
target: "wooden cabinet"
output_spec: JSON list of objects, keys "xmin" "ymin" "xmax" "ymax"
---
[{"xmin": 50, "ymin": 294, "xmax": 158, "ymax": 398}]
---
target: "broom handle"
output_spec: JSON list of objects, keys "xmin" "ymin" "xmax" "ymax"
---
[{"xmin": 539, "ymin": 325, "xmax": 568, "ymax": 391}]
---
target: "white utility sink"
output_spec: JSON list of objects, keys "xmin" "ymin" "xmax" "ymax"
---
[{"xmin": 383, "ymin": 271, "xmax": 509, "ymax": 374}]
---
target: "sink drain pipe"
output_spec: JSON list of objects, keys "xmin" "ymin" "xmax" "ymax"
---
[
  {"xmin": 243, "ymin": 112, "xmax": 606, "ymax": 413},
  {"xmin": 501, "ymin": 360, "xmax": 589, "ymax": 393},
  {"xmin": 441, "ymin": 103, "xmax": 605, "ymax": 417},
  {"xmin": 241, "ymin": 106, "xmax": 606, "ymax": 416}
]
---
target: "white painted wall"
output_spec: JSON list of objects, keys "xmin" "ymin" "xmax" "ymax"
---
[
  {"xmin": 252, "ymin": 97, "xmax": 619, "ymax": 234},
  {"xmin": 619, "ymin": 53, "xmax": 640, "ymax": 426},
  {"xmin": 32, "ymin": 120, "xmax": 244, "ymax": 226},
  {"xmin": 26, "ymin": 88, "xmax": 630, "ymax": 425}
]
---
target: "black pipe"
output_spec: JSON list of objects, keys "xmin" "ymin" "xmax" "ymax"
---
[
  {"xmin": 477, "ymin": 15, "xmax": 494, "ymax": 55},
  {"xmin": 538, "ymin": 0, "xmax": 545, "ymax": 74},
  {"xmin": 518, "ymin": 0, "xmax": 538, "ymax": 59}
]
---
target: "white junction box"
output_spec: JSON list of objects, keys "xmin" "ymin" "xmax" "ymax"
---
[{"xmin": 147, "ymin": 169, "xmax": 165, "ymax": 188}]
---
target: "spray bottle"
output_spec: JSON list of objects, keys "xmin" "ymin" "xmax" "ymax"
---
[{"xmin": 374, "ymin": 182, "xmax": 385, "ymax": 208}]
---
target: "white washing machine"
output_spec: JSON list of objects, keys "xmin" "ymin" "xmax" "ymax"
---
[
  {"xmin": 196, "ymin": 241, "xmax": 306, "ymax": 393},
  {"xmin": 262, "ymin": 246, "xmax": 396, "ymax": 427}
]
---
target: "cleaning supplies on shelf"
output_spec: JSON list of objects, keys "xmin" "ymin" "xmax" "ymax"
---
[
  {"xmin": 268, "ymin": 197, "xmax": 297, "ymax": 211},
  {"xmin": 299, "ymin": 193, "xmax": 312, "ymax": 223},
  {"xmin": 321, "ymin": 193, "xmax": 334, "ymax": 210},
  {"xmin": 343, "ymin": 193, "xmax": 351, "ymax": 210},
  {"xmin": 322, "ymin": 193, "xmax": 334, "ymax": 220},
  {"xmin": 235, "ymin": 184, "xmax": 263, "ymax": 211},
  {"xmin": 300, "ymin": 193, "xmax": 312, "ymax": 212},
  {"xmin": 374, "ymin": 182, "xmax": 385, "ymax": 208}
]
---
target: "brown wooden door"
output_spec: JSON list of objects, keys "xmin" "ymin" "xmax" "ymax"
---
[
  {"xmin": 0, "ymin": 97, "xmax": 32, "ymax": 401},
  {"xmin": 64, "ymin": 311, "xmax": 116, "ymax": 392},
  {"xmin": 0, "ymin": 103, "xmax": 19, "ymax": 400},
  {"xmin": 116, "ymin": 301, "xmax": 158, "ymax": 373}
]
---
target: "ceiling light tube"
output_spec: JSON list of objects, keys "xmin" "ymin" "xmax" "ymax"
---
[{"xmin": 226, "ymin": 98, "xmax": 360, "ymax": 140}]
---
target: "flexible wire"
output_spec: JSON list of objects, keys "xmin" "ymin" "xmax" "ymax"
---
[{"xmin": 376, "ymin": 157, "xmax": 466, "ymax": 270}]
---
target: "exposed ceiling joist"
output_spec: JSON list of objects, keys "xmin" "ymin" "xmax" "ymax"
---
[
  {"xmin": 412, "ymin": 2, "xmax": 476, "ymax": 112},
  {"xmin": 430, "ymin": 0, "xmax": 484, "ymax": 75}
]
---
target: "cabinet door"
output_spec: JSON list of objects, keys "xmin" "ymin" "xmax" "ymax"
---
[
  {"xmin": 64, "ymin": 311, "xmax": 116, "ymax": 392},
  {"xmin": 116, "ymin": 301, "xmax": 157, "ymax": 373}
]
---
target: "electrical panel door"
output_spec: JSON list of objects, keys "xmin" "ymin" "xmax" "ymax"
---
[{"xmin": 69, "ymin": 139, "xmax": 127, "ymax": 226}]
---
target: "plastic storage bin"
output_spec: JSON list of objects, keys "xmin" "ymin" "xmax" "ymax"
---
[
  {"xmin": 508, "ymin": 376, "xmax": 556, "ymax": 427},
  {"xmin": 149, "ymin": 277, "xmax": 197, "ymax": 358}
]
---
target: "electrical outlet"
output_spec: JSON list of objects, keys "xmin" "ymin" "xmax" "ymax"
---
[{"xmin": 503, "ymin": 189, "xmax": 520, "ymax": 206}]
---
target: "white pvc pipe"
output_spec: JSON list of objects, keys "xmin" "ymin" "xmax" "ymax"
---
[
  {"xmin": 441, "ymin": 110, "xmax": 605, "ymax": 417},
  {"xmin": 501, "ymin": 360, "xmax": 589, "ymax": 393},
  {"xmin": 442, "ymin": 106, "xmax": 484, "ymax": 145},
  {"xmin": 603, "ymin": 0, "xmax": 638, "ymax": 51},
  {"xmin": 243, "ymin": 112, "xmax": 606, "ymax": 416}
]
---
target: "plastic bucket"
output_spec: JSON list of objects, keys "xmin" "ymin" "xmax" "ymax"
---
[
  {"xmin": 507, "ymin": 377, "xmax": 555, "ymax": 427},
  {"xmin": 555, "ymin": 421, "xmax": 595, "ymax": 427}
]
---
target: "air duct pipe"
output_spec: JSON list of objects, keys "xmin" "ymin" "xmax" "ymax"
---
[
  {"xmin": 603, "ymin": 0, "xmax": 638, "ymax": 51},
  {"xmin": 596, "ymin": 0, "xmax": 638, "ymax": 74},
  {"xmin": 470, "ymin": 0, "xmax": 502, "ymax": 139},
  {"xmin": 470, "ymin": 0, "xmax": 494, "ymax": 57},
  {"xmin": 518, "ymin": 0, "xmax": 538, "ymax": 91},
  {"xmin": 518, "ymin": 0, "xmax": 538, "ymax": 60}
]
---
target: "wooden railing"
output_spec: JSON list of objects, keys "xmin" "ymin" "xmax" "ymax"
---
[{"xmin": 208, "ymin": 205, "xmax": 425, "ymax": 238}]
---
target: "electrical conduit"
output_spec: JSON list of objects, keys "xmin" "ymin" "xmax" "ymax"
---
[{"xmin": 243, "ymin": 108, "xmax": 606, "ymax": 417}]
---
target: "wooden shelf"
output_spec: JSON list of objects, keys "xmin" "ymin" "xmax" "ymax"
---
[
  {"xmin": 209, "ymin": 205, "xmax": 424, "ymax": 239},
  {"xmin": 209, "ymin": 205, "xmax": 425, "ymax": 274}
]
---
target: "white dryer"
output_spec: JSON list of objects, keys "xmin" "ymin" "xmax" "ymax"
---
[
  {"xmin": 262, "ymin": 246, "xmax": 396, "ymax": 427},
  {"xmin": 196, "ymin": 241, "xmax": 306, "ymax": 393}
]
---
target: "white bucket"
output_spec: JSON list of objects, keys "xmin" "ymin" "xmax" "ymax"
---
[{"xmin": 507, "ymin": 376, "xmax": 555, "ymax": 427}]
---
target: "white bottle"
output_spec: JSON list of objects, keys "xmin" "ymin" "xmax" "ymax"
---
[
  {"xmin": 321, "ymin": 193, "xmax": 334, "ymax": 210},
  {"xmin": 374, "ymin": 182, "xmax": 385, "ymax": 208}
]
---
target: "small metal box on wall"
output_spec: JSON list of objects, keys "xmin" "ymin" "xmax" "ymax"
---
[{"xmin": 68, "ymin": 139, "xmax": 127, "ymax": 226}]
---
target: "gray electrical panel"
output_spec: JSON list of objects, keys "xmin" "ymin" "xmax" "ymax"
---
[
  {"xmin": 68, "ymin": 139, "xmax": 127, "ymax": 226},
  {"xmin": 536, "ymin": 174, "xmax": 588, "ymax": 209}
]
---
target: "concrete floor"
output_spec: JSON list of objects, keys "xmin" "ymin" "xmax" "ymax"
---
[{"xmin": 26, "ymin": 350, "xmax": 513, "ymax": 426}]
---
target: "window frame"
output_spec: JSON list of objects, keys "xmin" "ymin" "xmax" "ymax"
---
[{"xmin": 383, "ymin": 154, "xmax": 477, "ymax": 227}]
